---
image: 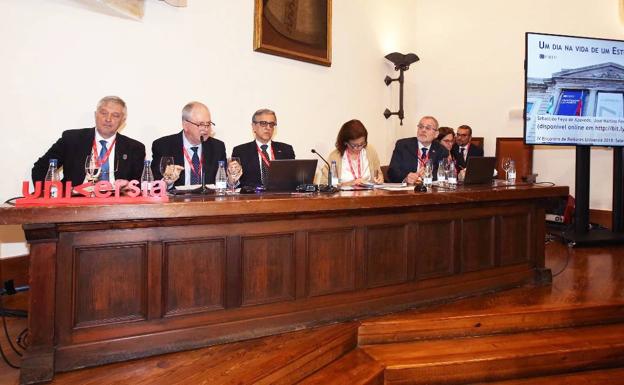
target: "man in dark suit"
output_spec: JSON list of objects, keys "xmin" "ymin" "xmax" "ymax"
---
[
  {"xmin": 452, "ymin": 124, "xmax": 484, "ymax": 170},
  {"xmin": 388, "ymin": 116, "xmax": 449, "ymax": 183},
  {"xmin": 32, "ymin": 96, "xmax": 145, "ymax": 185},
  {"xmin": 231, "ymin": 108, "xmax": 295, "ymax": 187},
  {"xmin": 151, "ymin": 101, "xmax": 226, "ymax": 187}
]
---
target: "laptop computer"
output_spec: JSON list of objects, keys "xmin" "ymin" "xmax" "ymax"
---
[
  {"xmin": 462, "ymin": 156, "xmax": 497, "ymax": 185},
  {"xmin": 265, "ymin": 159, "xmax": 318, "ymax": 191}
]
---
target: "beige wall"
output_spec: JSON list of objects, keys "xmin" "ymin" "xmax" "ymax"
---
[
  {"xmin": 0, "ymin": 0, "xmax": 621, "ymax": 256},
  {"xmin": 405, "ymin": 0, "xmax": 622, "ymax": 211}
]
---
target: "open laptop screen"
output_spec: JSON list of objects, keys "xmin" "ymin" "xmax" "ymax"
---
[
  {"xmin": 462, "ymin": 156, "xmax": 497, "ymax": 185},
  {"xmin": 265, "ymin": 159, "xmax": 318, "ymax": 191}
]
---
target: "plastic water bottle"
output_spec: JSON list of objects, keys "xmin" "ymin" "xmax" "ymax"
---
[
  {"xmin": 507, "ymin": 160, "xmax": 516, "ymax": 184},
  {"xmin": 215, "ymin": 160, "xmax": 227, "ymax": 195},
  {"xmin": 437, "ymin": 160, "xmax": 447, "ymax": 184},
  {"xmin": 141, "ymin": 160, "xmax": 154, "ymax": 191},
  {"xmin": 447, "ymin": 161, "xmax": 458, "ymax": 188},
  {"xmin": 330, "ymin": 161, "xmax": 339, "ymax": 187},
  {"xmin": 45, "ymin": 159, "xmax": 60, "ymax": 198}
]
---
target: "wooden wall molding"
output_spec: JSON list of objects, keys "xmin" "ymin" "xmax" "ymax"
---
[{"xmin": 0, "ymin": 186, "xmax": 569, "ymax": 383}]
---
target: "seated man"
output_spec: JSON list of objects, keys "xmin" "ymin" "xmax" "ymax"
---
[
  {"xmin": 232, "ymin": 108, "xmax": 295, "ymax": 187},
  {"xmin": 32, "ymin": 96, "xmax": 145, "ymax": 185},
  {"xmin": 452, "ymin": 124, "xmax": 484, "ymax": 170},
  {"xmin": 388, "ymin": 115, "xmax": 449, "ymax": 184},
  {"xmin": 151, "ymin": 101, "xmax": 226, "ymax": 186}
]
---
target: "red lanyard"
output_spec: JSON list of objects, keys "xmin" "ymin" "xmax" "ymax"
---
[
  {"xmin": 417, "ymin": 147, "xmax": 430, "ymax": 167},
  {"xmin": 257, "ymin": 144, "xmax": 274, "ymax": 167},
  {"xmin": 182, "ymin": 146, "xmax": 203, "ymax": 179},
  {"xmin": 92, "ymin": 138, "xmax": 116, "ymax": 167},
  {"xmin": 346, "ymin": 151, "xmax": 362, "ymax": 179}
]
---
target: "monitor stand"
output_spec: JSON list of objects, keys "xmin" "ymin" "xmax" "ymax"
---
[{"xmin": 561, "ymin": 146, "xmax": 624, "ymax": 247}]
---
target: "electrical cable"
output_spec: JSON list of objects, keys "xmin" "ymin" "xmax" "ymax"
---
[
  {"xmin": 0, "ymin": 308, "xmax": 27, "ymax": 318},
  {"xmin": 551, "ymin": 242, "xmax": 573, "ymax": 278},
  {"xmin": 16, "ymin": 328, "xmax": 28, "ymax": 351},
  {"xmin": 0, "ymin": 327, "xmax": 19, "ymax": 369},
  {"xmin": 532, "ymin": 181, "xmax": 556, "ymax": 187},
  {"xmin": 3, "ymin": 197, "xmax": 21, "ymax": 205},
  {"xmin": 0, "ymin": 295, "xmax": 22, "ymax": 358}
]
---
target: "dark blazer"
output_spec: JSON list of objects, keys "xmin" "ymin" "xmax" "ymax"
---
[
  {"xmin": 231, "ymin": 140, "xmax": 295, "ymax": 187},
  {"xmin": 451, "ymin": 143, "xmax": 484, "ymax": 170},
  {"xmin": 32, "ymin": 127, "xmax": 145, "ymax": 186},
  {"xmin": 387, "ymin": 138, "xmax": 449, "ymax": 183},
  {"xmin": 151, "ymin": 131, "xmax": 226, "ymax": 186}
]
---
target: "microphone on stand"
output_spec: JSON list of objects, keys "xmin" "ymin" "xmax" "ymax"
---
[
  {"xmin": 311, "ymin": 149, "xmax": 337, "ymax": 193},
  {"xmin": 199, "ymin": 135, "xmax": 209, "ymax": 194}
]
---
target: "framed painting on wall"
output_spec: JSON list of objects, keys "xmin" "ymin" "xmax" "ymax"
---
[{"xmin": 254, "ymin": 0, "xmax": 332, "ymax": 67}]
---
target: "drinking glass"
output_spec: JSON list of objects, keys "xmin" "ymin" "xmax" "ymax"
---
[
  {"xmin": 501, "ymin": 157, "xmax": 512, "ymax": 183},
  {"xmin": 226, "ymin": 157, "xmax": 242, "ymax": 194},
  {"xmin": 159, "ymin": 156, "xmax": 174, "ymax": 176},
  {"xmin": 437, "ymin": 159, "xmax": 447, "ymax": 184},
  {"xmin": 423, "ymin": 160, "xmax": 433, "ymax": 187},
  {"xmin": 84, "ymin": 153, "xmax": 101, "ymax": 196},
  {"xmin": 159, "ymin": 156, "xmax": 177, "ymax": 184}
]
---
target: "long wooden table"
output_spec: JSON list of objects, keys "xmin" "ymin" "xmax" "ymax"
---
[{"xmin": 0, "ymin": 182, "xmax": 567, "ymax": 384}]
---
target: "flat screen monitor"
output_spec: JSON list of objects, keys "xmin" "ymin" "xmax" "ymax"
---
[{"xmin": 524, "ymin": 32, "xmax": 624, "ymax": 146}]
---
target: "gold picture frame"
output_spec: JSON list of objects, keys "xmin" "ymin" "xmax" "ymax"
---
[{"xmin": 254, "ymin": 0, "xmax": 332, "ymax": 67}]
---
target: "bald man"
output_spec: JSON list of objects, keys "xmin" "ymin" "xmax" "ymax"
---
[
  {"xmin": 387, "ymin": 115, "xmax": 449, "ymax": 184},
  {"xmin": 151, "ymin": 101, "xmax": 226, "ymax": 186}
]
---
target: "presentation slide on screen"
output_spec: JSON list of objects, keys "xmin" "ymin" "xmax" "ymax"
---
[{"xmin": 525, "ymin": 33, "xmax": 624, "ymax": 146}]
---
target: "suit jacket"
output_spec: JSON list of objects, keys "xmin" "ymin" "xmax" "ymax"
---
[
  {"xmin": 231, "ymin": 140, "xmax": 295, "ymax": 187},
  {"xmin": 451, "ymin": 143, "xmax": 484, "ymax": 170},
  {"xmin": 32, "ymin": 127, "xmax": 145, "ymax": 186},
  {"xmin": 387, "ymin": 138, "xmax": 449, "ymax": 183},
  {"xmin": 151, "ymin": 131, "xmax": 226, "ymax": 186}
]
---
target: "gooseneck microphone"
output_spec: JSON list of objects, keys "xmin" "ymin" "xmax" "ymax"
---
[
  {"xmin": 199, "ymin": 135, "xmax": 209, "ymax": 194},
  {"xmin": 311, "ymin": 149, "xmax": 337, "ymax": 193}
]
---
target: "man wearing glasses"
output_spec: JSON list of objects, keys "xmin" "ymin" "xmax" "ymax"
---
[
  {"xmin": 388, "ymin": 115, "xmax": 449, "ymax": 184},
  {"xmin": 151, "ymin": 101, "xmax": 226, "ymax": 186},
  {"xmin": 452, "ymin": 124, "xmax": 483, "ymax": 170},
  {"xmin": 232, "ymin": 108, "xmax": 295, "ymax": 188},
  {"xmin": 32, "ymin": 96, "xmax": 145, "ymax": 185}
]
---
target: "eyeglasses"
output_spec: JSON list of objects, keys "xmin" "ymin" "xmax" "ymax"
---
[
  {"xmin": 456, "ymin": 133, "xmax": 470, "ymax": 138},
  {"xmin": 185, "ymin": 119, "xmax": 215, "ymax": 129},
  {"xmin": 417, "ymin": 124, "xmax": 438, "ymax": 132},
  {"xmin": 441, "ymin": 139, "xmax": 455, "ymax": 144},
  {"xmin": 98, "ymin": 110, "xmax": 123, "ymax": 120},
  {"xmin": 253, "ymin": 120, "xmax": 277, "ymax": 128},
  {"xmin": 346, "ymin": 141, "xmax": 367, "ymax": 149}
]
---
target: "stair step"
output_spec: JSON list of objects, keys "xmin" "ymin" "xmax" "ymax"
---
[
  {"xmin": 53, "ymin": 322, "xmax": 359, "ymax": 385},
  {"xmin": 298, "ymin": 348, "xmax": 385, "ymax": 385},
  {"xmin": 359, "ymin": 303, "xmax": 624, "ymax": 344},
  {"xmin": 472, "ymin": 367, "xmax": 624, "ymax": 384},
  {"xmin": 361, "ymin": 323, "xmax": 624, "ymax": 385}
]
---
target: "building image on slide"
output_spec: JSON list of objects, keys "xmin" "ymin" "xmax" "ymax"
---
[{"xmin": 526, "ymin": 62, "xmax": 624, "ymax": 123}]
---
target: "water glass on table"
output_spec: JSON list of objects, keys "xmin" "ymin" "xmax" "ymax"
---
[
  {"xmin": 84, "ymin": 153, "xmax": 101, "ymax": 196},
  {"xmin": 159, "ymin": 156, "xmax": 181, "ymax": 187},
  {"xmin": 227, "ymin": 157, "xmax": 242, "ymax": 194},
  {"xmin": 501, "ymin": 157, "xmax": 512, "ymax": 183}
]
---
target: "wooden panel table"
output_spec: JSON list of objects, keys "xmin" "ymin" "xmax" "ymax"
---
[{"xmin": 0, "ymin": 182, "xmax": 568, "ymax": 384}]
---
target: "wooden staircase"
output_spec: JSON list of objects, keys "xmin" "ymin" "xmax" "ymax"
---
[
  {"xmin": 44, "ymin": 244, "xmax": 624, "ymax": 385},
  {"xmin": 295, "ymin": 285, "xmax": 624, "ymax": 384},
  {"xmin": 46, "ymin": 286, "xmax": 624, "ymax": 385}
]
